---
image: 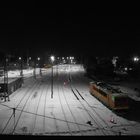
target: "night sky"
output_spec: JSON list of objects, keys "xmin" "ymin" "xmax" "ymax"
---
[{"xmin": 0, "ymin": 8, "xmax": 140, "ymax": 58}]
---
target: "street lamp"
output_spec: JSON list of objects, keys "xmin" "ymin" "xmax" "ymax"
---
[
  {"xmin": 50, "ymin": 56, "xmax": 55, "ymax": 62},
  {"xmin": 133, "ymin": 56, "xmax": 139, "ymax": 62},
  {"xmin": 37, "ymin": 57, "xmax": 42, "ymax": 76},
  {"xmin": 37, "ymin": 57, "xmax": 40, "ymax": 61},
  {"xmin": 19, "ymin": 57, "xmax": 23, "ymax": 77},
  {"xmin": 33, "ymin": 58, "xmax": 36, "ymax": 79},
  {"xmin": 28, "ymin": 57, "xmax": 31, "ymax": 68},
  {"xmin": 50, "ymin": 55, "xmax": 55, "ymax": 98}
]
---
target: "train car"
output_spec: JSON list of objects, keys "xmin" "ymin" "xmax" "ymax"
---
[
  {"xmin": 0, "ymin": 77, "xmax": 23, "ymax": 97},
  {"xmin": 89, "ymin": 81, "xmax": 129, "ymax": 110}
]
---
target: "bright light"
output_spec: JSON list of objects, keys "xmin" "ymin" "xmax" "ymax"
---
[
  {"xmin": 37, "ymin": 57, "xmax": 40, "ymax": 61},
  {"xmin": 29, "ymin": 57, "xmax": 31, "ymax": 60},
  {"xmin": 124, "ymin": 67, "xmax": 128, "ymax": 71},
  {"xmin": 70, "ymin": 57, "xmax": 74, "ymax": 60},
  {"xmin": 133, "ymin": 56, "xmax": 139, "ymax": 62},
  {"xmin": 62, "ymin": 57, "xmax": 64, "ymax": 60},
  {"xmin": 19, "ymin": 57, "xmax": 21, "ymax": 60},
  {"xmin": 50, "ymin": 56, "xmax": 55, "ymax": 62},
  {"xmin": 6, "ymin": 58, "xmax": 8, "ymax": 62}
]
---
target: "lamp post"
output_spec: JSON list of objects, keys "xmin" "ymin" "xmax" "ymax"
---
[
  {"xmin": 37, "ymin": 57, "xmax": 42, "ymax": 76},
  {"xmin": 33, "ymin": 58, "xmax": 36, "ymax": 79},
  {"xmin": 57, "ymin": 57, "xmax": 59, "ymax": 77},
  {"xmin": 19, "ymin": 57, "xmax": 23, "ymax": 76},
  {"xmin": 19, "ymin": 57, "xmax": 23, "ymax": 83},
  {"xmin": 28, "ymin": 57, "xmax": 31, "ymax": 68},
  {"xmin": 50, "ymin": 55, "xmax": 55, "ymax": 98}
]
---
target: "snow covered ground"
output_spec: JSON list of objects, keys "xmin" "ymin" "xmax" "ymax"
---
[
  {"xmin": 0, "ymin": 64, "xmax": 140, "ymax": 136},
  {"xmin": 111, "ymin": 81, "xmax": 140, "ymax": 101}
]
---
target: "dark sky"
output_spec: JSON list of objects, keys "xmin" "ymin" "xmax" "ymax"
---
[{"xmin": 0, "ymin": 8, "xmax": 140, "ymax": 57}]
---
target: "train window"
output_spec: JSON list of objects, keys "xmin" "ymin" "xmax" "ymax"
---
[
  {"xmin": 93, "ymin": 85, "xmax": 97, "ymax": 90},
  {"xmin": 98, "ymin": 89, "xmax": 107, "ymax": 97},
  {"xmin": 114, "ymin": 97, "xmax": 128, "ymax": 106}
]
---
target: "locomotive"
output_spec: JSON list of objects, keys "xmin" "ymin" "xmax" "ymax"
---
[{"xmin": 89, "ymin": 81, "xmax": 129, "ymax": 110}]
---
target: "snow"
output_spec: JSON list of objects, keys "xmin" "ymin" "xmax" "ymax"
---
[
  {"xmin": 0, "ymin": 64, "xmax": 140, "ymax": 135},
  {"xmin": 111, "ymin": 82, "xmax": 140, "ymax": 101}
]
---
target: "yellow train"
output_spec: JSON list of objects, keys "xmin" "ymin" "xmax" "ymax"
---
[{"xmin": 89, "ymin": 81, "xmax": 129, "ymax": 110}]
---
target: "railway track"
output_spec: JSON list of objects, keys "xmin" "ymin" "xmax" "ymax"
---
[
  {"xmin": 0, "ymin": 65, "xmax": 138, "ymax": 135},
  {"xmin": 59, "ymin": 72, "xmax": 83, "ymax": 135},
  {"xmin": 69, "ymin": 85, "xmax": 108, "ymax": 135},
  {"xmin": 0, "ymin": 78, "xmax": 39, "ymax": 134},
  {"xmin": 73, "ymin": 87, "xmax": 116, "ymax": 135},
  {"xmin": 56, "ymin": 73, "xmax": 72, "ymax": 135},
  {"xmin": 31, "ymin": 81, "xmax": 48, "ymax": 134},
  {"xmin": 1, "ymin": 69, "xmax": 97, "ymax": 135},
  {"xmin": 11, "ymin": 80, "xmax": 42, "ymax": 134},
  {"xmin": 0, "ymin": 77, "xmax": 46, "ymax": 134},
  {"xmin": 68, "ymin": 66, "xmax": 117, "ymax": 135},
  {"xmin": 59, "ymin": 66, "xmax": 107, "ymax": 135},
  {"xmin": 61, "ymin": 68, "xmax": 106, "ymax": 135},
  {"xmin": 43, "ymin": 81, "xmax": 51, "ymax": 134}
]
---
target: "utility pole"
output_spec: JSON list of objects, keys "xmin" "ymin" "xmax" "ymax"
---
[
  {"xmin": 37, "ymin": 57, "xmax": 42, "ymax": 77},
  {"xmin": 33, "ymin": 58, "xmax": 36, "ymax": 79},
  {"xmin": 51, "ymin": 61, "xmax": 53, "ymax": 98},
  {"xmin": 19, "ymin": 57, "xmax": 23, "ymax": 84},
  {"xmin": 4, "ymin": 56, "xmax": 10, "ymax": 101},
  {"xmin": 13, "ymin": 107, "xmax": 16, "ymax": 135},
  {"xmin": 50, "ymin": 56, "xmax": 55, "ymax": 98}
]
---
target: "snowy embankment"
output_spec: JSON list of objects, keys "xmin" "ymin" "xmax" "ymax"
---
[
  {"xmin": 0, "ymin": 68, "xmax": 48, "ymax": 83},
  {"xmin": 4, "ymin": 68, "xmax": 46, "ymax": 78},
  {"xmin": 112, "ymin": 82, "xmax": 140, "ymax": 101}
]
